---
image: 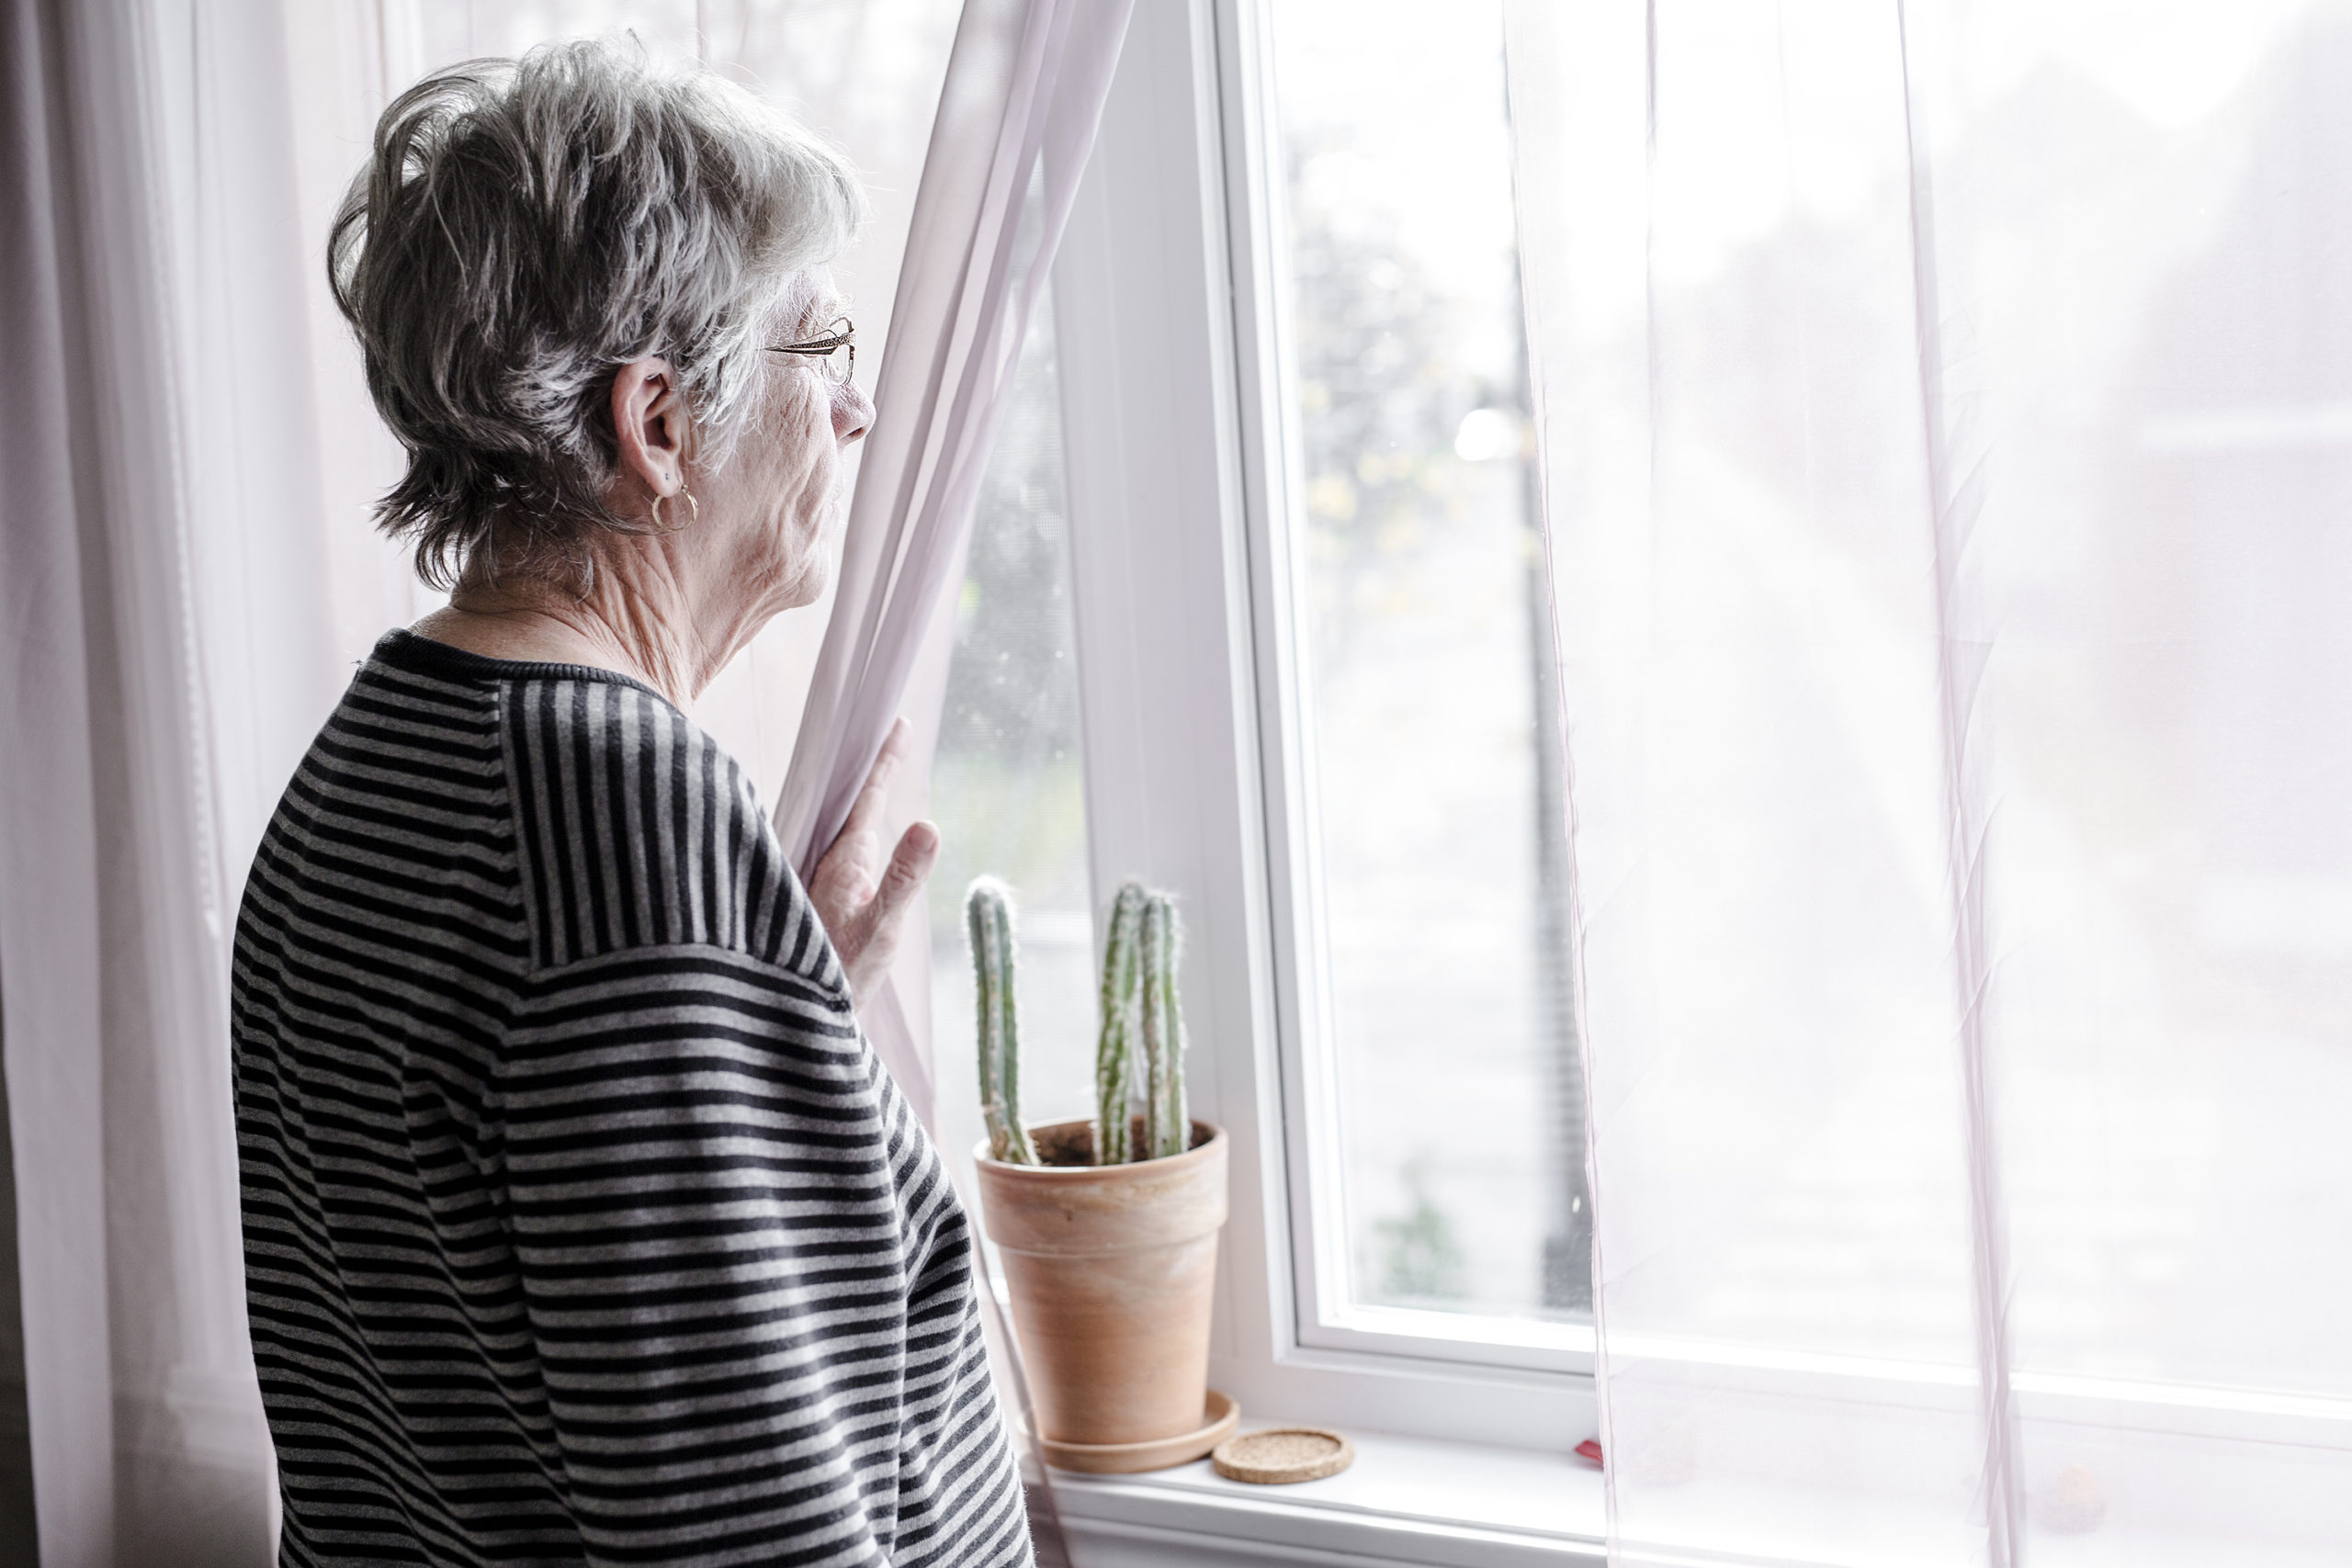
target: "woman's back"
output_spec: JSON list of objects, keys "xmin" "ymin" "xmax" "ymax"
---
[{"xmin": 232, "ymin": 629, "xmax": 1028, "ymax": 1567}]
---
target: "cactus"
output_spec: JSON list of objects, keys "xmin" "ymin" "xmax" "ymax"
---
[
  {"xmin": 967, "ymin": 877, "xmax": 1036, "ymax": 1165},
  {"xmin": 974, "ymin": 874, "xmax": 1189, "ymax": 1168},
  {"xmin": 1092, "ymin": 883, "xmax": 1146, "ymax": 1165},
  {"xmin": 1138, "ymin": 889, "xmax": 1189, "ymax": 1159}
]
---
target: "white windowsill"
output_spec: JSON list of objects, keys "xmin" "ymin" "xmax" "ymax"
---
[{"xmin": 1047, "ymin": 1425, "xmax": 1606, "ymax": 1567}]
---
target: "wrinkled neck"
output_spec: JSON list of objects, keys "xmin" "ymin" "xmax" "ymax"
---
[{"xmin": 440, "ymin": 534, "xmax": 726, "ymax": 706}]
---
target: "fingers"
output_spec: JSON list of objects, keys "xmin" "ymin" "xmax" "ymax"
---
[
  {"xmin": 860, "ymin": 823, "xmax": 939, "ymax": 955},
  {"xmin": 837, "ymin": 717, "xmax": 910, "ymax": 850},
  {"xmin": 872, "ymin": 820, "xmax": 940, "ymax": 926},
  {"xmin": 812, "ymin": 719, "xmax": 913, "ymax": 908},
  {"xmin": 841, "ymin": 821, "xmax": 940, "ymax": 1001},
  {"xmin": 808, "ymin": 722, "xmax": 930, "ymax": 1004}
]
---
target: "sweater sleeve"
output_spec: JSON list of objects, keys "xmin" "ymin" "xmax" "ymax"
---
[{"xmin": 494, "ymin": 945, "xmax": 1032, "ymax": 1568}]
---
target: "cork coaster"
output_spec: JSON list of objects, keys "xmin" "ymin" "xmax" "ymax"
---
[{"xmin": 1211, "ymin": 1426, "xmax": 1354, "ymax": 1484}]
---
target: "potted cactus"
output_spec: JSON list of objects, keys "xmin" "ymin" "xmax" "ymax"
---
[{"xmin": 967, "ymin": 877, "xmax": 1234, "ymax": 1474}]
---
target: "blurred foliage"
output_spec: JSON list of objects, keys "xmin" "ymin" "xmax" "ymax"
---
[
  {"xmin": 927, "ymin": 753, "xmax": 1090, "ymax": 922},
  {"xmin": 928, "ymin": 299, "xmax": 1093, "ymax": 935},
  {"xmin": 938, "ymin": 310, "xmax": 1082, "ymax": 767},
  {"xmin": 1370, "ymin": 1156, "xmax": 1469, "ymax": 1304},
  {"xmin": 1286, "ymin": 137, "xmax": 1490, "ymax": 668}
]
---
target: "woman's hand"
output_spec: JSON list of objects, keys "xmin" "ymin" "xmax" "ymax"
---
[{"xmin": 808, "ymin": 717, "xmax": 942, "ymax": 1004}]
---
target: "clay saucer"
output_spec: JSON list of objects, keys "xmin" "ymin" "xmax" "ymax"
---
[{"xmin": 1043, "ymin": 1390, "xmax": 1239, "ymax": 1475}]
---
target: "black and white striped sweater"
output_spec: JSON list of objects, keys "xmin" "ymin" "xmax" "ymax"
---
[{"xmin": 232, "ymin": 629, "xmax": 1031, "ymax": 1567}]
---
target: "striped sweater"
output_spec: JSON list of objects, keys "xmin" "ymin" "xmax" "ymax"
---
[{"xmin": 232, "ymin": 629, "xmax": 1032, "ymax": 1567}]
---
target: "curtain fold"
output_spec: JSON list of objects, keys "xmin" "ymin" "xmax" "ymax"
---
[
  {"xmin": 1511, "ymin": 2, "xmax": 2352, "ymax": 1562},
  {"xmin": 1896, "ymin": 6, "xmax": 2024, "ymax": 1549},
  {"xmin": 1, "ymin": 1, "xmax": 338, "ymax": 1562},
  {"xmin": 764, "ymin": 11, "xmax": 1133, "ymax": 1560},
  {"xmin": 772, "ymin": 0, "xmax": 1136, "ymax": 1136},
  {"xmin": 1, "ymin": 6, "xmax": 119, "ymax": 1559}
]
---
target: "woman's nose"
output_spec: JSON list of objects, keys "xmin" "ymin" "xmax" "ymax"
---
[{"xmin": 833, "ymin": 378, "xmax": 874, "ymax": 445}]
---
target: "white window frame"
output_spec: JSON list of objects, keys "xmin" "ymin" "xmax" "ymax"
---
[{"xmin": 1048, "ymin": 0, "xmax": 1591, "ymax": 1451}]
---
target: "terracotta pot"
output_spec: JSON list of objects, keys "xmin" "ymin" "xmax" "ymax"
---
[{"xmin": 974, "ymin": 1119, "xmax": 1227, "ymax": 1464}]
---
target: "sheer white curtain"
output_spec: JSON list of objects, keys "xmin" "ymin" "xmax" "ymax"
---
[
  {"xmin": 2, "ymin": 2, "xmax": 333, "ymax": 1562},
  {"xmin": 775, "ymin": 0, "xmax": 1136, "ymax": 1130},
  {"xmin": 1510, "ymin": 2, "xmax": 2352, "ymax": 1562}
]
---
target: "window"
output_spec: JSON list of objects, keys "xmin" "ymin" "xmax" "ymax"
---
[
  {"xmin": 930, "ymin": 0, "xmax": 1591, "ymax": 1376},
  {"xmin": 978, "ymin": 0, "xmax": 1593, "ymax": 1448},
  {"xmin": 1257, "ymin": 0, "xmax": 1591, "ymax": 1352}
]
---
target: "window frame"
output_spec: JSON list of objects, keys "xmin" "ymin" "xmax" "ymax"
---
[{"xmin": 1046, "ymin": 0, "xmax": 1593, "ymax": 1450}]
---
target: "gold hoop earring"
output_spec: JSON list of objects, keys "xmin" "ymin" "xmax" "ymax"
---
[{"xmin": 650, "ymin": 487, "xmax": 695, "ymax": 535}]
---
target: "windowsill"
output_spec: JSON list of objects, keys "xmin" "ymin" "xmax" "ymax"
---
[{"xmin": 1047, "ymin": 1424, "xmax": 1606, "ymax": 1567}]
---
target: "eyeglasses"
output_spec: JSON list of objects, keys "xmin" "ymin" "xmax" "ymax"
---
[{"xmin": 769, "ymin": 317, "xmax": 855, "ymax": 385}]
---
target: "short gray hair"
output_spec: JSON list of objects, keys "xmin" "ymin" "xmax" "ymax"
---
[{"xmin": 330, "ymin": 39, "xmax": 866, "ymax": 591}]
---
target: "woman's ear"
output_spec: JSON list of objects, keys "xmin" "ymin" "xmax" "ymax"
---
[{"xmin": 610, "ymin": 357, "xmax": 689, "ymax": 496}]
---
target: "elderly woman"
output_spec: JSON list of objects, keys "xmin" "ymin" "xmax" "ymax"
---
[{"xmin": 232, "ymin": 41, "xmax": 1032, "ymax": 1568}]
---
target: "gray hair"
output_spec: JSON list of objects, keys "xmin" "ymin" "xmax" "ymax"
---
[{"xmin": 330, "ymin": 39, "xmax": 866, "ymax": 591}]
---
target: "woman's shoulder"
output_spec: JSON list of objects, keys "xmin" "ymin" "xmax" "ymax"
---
[{"xmin": 404, "ymin": 647, "xmax": 835, "ymax": 990}]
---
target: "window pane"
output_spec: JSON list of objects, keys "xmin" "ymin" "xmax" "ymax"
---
[
  {"xmin": 1266, "ymin": 0, "xmax": 1590, "ymax": 1325},
  {"xmin": 928, "ymin": 300, "xmax": 1098, "ymax": 1191}
]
